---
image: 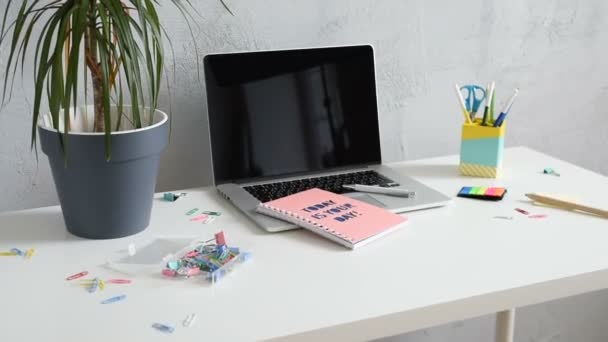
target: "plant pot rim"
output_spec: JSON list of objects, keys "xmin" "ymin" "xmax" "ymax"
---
[{"xmin": 38, "ymin": 105, "xmax": 168, "ymax": 136}]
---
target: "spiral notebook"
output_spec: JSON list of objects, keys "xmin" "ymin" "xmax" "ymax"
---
[{"xmin": 256, "ymin": 188, "xmax": 407, "ymax": 249}]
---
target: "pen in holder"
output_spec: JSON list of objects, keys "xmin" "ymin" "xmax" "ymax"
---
[{"xmin": 459, "ymin": 118, "xmax": 505, "ymax": 178}]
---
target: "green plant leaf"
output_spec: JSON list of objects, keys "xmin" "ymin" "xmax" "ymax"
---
[{"xmin": 0, "ymin": 0, "xmax": 232, "ymax": 159}]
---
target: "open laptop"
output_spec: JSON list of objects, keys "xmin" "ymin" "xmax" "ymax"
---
[{"xmin": 203, "ymin": 45, "xmax": 450, "ymax": 232}]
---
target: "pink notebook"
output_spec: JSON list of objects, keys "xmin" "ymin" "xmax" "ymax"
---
[{"xmin": 257, "ymin": 188, "xmax": 407, "ymax": 249}]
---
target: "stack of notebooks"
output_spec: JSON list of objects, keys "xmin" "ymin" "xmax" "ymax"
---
[{"xmin": 256, "ymin": 188, "xmax": 407, "ymax": 249}]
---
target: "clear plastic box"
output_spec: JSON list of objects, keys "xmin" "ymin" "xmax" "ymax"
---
[
  {"xmin": 106, "ymin": 235, "xmax": 250, "ymax": 284},
  {"xmin": 162, "ymin": 238, "xmax": 251, "ymax": 283}
]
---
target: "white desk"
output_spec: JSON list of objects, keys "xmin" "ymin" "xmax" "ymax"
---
[{"xmin": 1, "ymin": 147, "xmax": 607, "ymax": 342}]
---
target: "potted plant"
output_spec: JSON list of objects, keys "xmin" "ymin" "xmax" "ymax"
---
[{"xmin": 0, "ymin": 1, "xmax": 229, "ymax": 239}]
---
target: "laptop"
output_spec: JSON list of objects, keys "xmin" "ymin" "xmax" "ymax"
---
[{"xmin": 203, "ymin": 45, "xmax": 451, "ymax": 232}]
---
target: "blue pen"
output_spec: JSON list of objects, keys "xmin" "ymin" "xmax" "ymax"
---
[{"xmin": 494, "ymin": 88, "xmax": 519, "ymax": 127}]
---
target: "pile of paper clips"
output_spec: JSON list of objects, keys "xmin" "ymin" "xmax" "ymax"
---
[
  {"xmin": 0, "ymin": 248, "xmax": 34, "ymax": 259},
  {"xmin": 162, "ymin": 231, "xmax": 251, "ymax": 283}
]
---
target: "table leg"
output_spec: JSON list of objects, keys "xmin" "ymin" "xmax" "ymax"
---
[{"xmin": 495, "ymin": 309, "xmax": 515, "ymax": 342}]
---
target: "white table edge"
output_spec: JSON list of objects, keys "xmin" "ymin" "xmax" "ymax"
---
[{"xmin": 269, "ymin": 268, "xmax": 608, "ymax": 341}]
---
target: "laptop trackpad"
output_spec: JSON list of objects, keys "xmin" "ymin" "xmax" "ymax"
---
[{"xmin": 345, "ymin": 193, "xmax": 387, "ymax": 208}]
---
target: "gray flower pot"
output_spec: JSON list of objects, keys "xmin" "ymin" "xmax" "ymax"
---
[{"xmin": 38, "ymin": 106, "xmax": 168, "ymax": 239}]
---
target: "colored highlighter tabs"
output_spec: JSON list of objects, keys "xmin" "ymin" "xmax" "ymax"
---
[{"xmin": 457, "ymin": 186, "xmax": 507, "ymax": 201}]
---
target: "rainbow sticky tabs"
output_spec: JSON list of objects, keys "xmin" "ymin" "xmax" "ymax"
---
[
  {"xmin": 457, "ymin": 186, "xmax": 507, "ymax": 201},
  {"xmin": 459, "ymin": 119, "xmax": 505, "ymax": 178}
]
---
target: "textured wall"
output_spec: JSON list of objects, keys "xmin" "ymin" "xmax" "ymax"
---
[{"xmin": 1, "ymin": 0, "xmax": 608, "ymax": 341}]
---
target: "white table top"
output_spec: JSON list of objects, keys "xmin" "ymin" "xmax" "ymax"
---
[{"xmin": 1, "ymin": 147, "xmax": 607, "ymax": 342}]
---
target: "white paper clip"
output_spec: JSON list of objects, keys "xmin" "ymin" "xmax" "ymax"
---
[
  {"xmin": 183, "ymin": 313, "xmax": 197, "ymax": 327},
  {"xmin": 128, "ymin": 243, "xmax": 136, "ymax": 256}
]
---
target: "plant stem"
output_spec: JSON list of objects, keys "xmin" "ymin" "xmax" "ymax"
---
[{"xmin": 85, "ymin": 3, "xmax": 104, "ymax": 133}]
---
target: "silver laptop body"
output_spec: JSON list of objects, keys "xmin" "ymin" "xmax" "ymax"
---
[{"xmin": 204, "ymin": 45, "xmax": 451, "ymax": 232}]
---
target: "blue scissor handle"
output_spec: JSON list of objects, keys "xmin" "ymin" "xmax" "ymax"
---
[{"xmin": 460, "ymin": 85, "xmax": 486, "ymax": 114}]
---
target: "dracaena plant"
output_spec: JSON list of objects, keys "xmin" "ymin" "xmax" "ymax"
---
[{"xmin": 0, "ymin": 0, "xmax": 230, "ymax": 159}]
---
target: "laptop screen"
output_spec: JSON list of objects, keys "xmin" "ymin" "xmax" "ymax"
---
[{"xmin": 204, "ymin": 45, "xmax": 381, "ymax": 184}]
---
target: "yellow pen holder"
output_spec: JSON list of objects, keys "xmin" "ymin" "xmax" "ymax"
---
[{"xmin": 459, "ymin": 119, "xmax": 505, "ymax": 178}]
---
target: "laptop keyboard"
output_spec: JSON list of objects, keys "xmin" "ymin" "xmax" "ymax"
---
[{"xmin": 243, "ymin": 170, "xmax": 398, "ymax": 203}]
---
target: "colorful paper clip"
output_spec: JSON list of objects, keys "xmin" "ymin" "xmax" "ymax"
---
[
  {"xmin": 10, "ymin": 248, "xmax": 24, "ymax": 256},
  {"xmin": 87, "ymin": 278, "xmax": 99, "ymax": 293},
  {"xmin": 183, "ymin": 313, "xmax": 197, "ymax": 327},
  {"xmin": 204, "ymin": 216, "xmax": 217, "ymax": 224},
  {"xmin": 163, "ymin": 192, "xmax": 186, "ymax": 202},
  {"xmin": 190, "ymin": 214, "xmax": 209, "ymax": 222},
  {"xmin": 81, "ymin": 278, "xmax": 105, "ymax": 292},
  {"xmin": 185, "ymin": 208, "xmax": 199, "ymax": 216},
  {"xmin": 215, "ymin": 231, "xmax": 226, "ymax": 246},
  {"xmin": 162, "ymin": 231, "xmax": 250, "ymax": 283},
  {"xmin": 80, "ymin": 278, "xmax": 131, "ymax": 287},
  {"xmin": 543, "ymin": 168, "xmax": 560, "ymax": 177},
  {"xmin": 152, "ymin": 323, "xmax": 175, "ymax": 333},
  {"xmin": 515, "ymin": 208, "xmax": 529, "ymax": 215},
  {"xmin": 66, "ymin": 271, "xmax": 88, "ymax": 281},
  {"xmin": 529, "ymin": 214, "xmax": 548, "ymax": 219},
  {"xmin": 493, "ymin": 216, "xmax": 513, "ymax": 220},
  {"xmin": 100, "ymin": 294, "xmax": 126, "ymax": 304},
  {"xmin": 24, "ymin": 248, "xmax": 35, "ymax": 259},
  {"xmin": 201, "ymin": 211, "xmax": 221, "ymax": 216},
  {"xmin": 6, "ymin": 248, "xmax": 34, "ymax": 259}
]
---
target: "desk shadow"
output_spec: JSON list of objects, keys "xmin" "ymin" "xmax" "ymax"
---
[
  {"xmin": 0, "ymin": 210, "xmax": 86, "ymax": 243},
  {"xmin": 397, "ymin": 164, "xmax": 461, "ymax": 179}
]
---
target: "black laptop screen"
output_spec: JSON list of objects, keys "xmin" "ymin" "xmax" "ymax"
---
[{"xmin": 204, "ymin": 45, "xmax": 382, "ymax": 184}]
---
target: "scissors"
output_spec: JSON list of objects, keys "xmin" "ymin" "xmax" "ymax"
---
[{"xmin": 460, "ymin": 85, "xmax": 486, "ymax": 119}]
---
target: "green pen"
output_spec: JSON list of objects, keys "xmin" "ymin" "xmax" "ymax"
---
[
  {"xmin": 489, "ymin": 85, "xmax": 496, "ymax": 123},
  {"xmin": 481, "ymin": 81, "xmax": 495, "ymax": 126}
]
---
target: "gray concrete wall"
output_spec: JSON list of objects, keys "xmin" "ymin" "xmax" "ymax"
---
[{"xmin": 1, "ymin": 1, "xmax": 607, "ymax": 341}]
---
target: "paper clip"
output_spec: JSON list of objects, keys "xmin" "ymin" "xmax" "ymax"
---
[
  {"xmin": 493, "ymin": 216, "xmax": 513, "ymax": 220},
  {"xmin": 515, "ymin": 208, "xmax": 529, "ymax": 215},
  {"xmin": 203, "ymin": 216, "xmax": 217, "ymax": 224},
  {"xmin": 162, "ymin": 269, "xmax": 176, "ymax": 277},
  {"xmin": 241, "ymin": 251, "xmax": 253, "ymax": 262},
  {"xmin": 543, "ymin": 168, "xmax": 560, "ymax": 177},
  {"xmin": 10, "ymin": 248, "xmax": 24, "ymax": 256},
  {"xmin": 0, "ymin": 251, "xmax": 16, "ymax": 256},
  {"xmin": 215, "ymin": 231, "xmax": 226, "ymax": 246},
  {"xmin": 201, "ymin": 211, "xmax": 221, "ymax": 216},
  {"xmin": 183, "ymin": 313, "xmax": 197, "ymax": 327},
  {"xmin": 24, "ymin": 248, "xmax": 35, "ymax": 259},
  {"xmin": 87, "ymin": 278, "xmax": 100, "ymax": 293},
  {"xmin": 190, "ymin": 214, "xmax": 209, "ymax": 222},
  {"xmin": 82, "ymin": 278, "xmax": 105, "ymax": 290},
  {"xmin": 185, "ymin": 208, "xmax": 199, "ymax": 216},
  {"xmin": 67, "ymin": 271, "xmax": 88, "ymax": 281},
  {"xmin": 529, "ymin": 214, "xmax": 547, "ymax": 219},
  {"xmin": 106, "ymin": 279, "xmax": 131, "ymax": 284},
  {"xmin": 152, "ymin": 323, "xmax": 175, "ymax": 333},
  {"xmin": 163, "ymin": 192, "xmax": 186, "ymax": 202},
  {"xmin": 100, "ymin": 294, "xmax": 126, "ymax": 304},
  {"xmin": 128, "ymin": 243, "xmax": 137, "ymax": 256}
]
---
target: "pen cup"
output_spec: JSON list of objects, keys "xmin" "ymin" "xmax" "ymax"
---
[{"xmin": 459, "ymin": 119, "xmax": 505, "ymax": 178}]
